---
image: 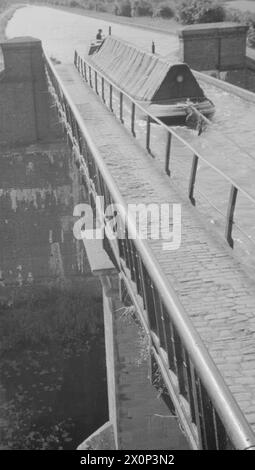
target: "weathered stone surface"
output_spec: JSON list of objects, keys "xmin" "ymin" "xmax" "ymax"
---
[{"xmin": 0, "ymin": 38, "xmax": 62, "ymax": 148}]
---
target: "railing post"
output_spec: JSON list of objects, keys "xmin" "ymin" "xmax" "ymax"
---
[
  {"xmin": 119, "ymin": 91, "xmax": 124, "ymax": 124},
  {"xmin": 101, "ymin": 76, "xmax": 105, "ymax": 102},
  {"xmin": 188, "ymin": 154, "xmax": 199, "ymax": 206},
  {"xmin": 131, "ymin": 102, "xmax": 136, "ymax": 137},
  {"xmin": 171, "ymin": 327, "xmax": 188, "ymax": 398},
  {"xmin": 183, "ymin": 351, "xmax": 196, "ymax": 423},
  {"xmin": 80, "ymin": 60, "xmax": 84, "ymax": 79},
  {"xmin": 152, "ymin": 289, "xmax": 167, "ymax": 351},
  {"xmin": 83, "ymin": 61, "xmax": 87, "ymax": 82},
  {"xmin": 132, "ymin": 249, "xmax": 142, "ymax": 296},
  {"xmin": 89, "ymin": 66, "xmax": 92, "ymax": 87},
  {"xmin": 128, "ymin": 239, "xmax": 137, "ymax": 283},
  {"xmin": 162, "ymin": 305, "xmax": 177, "ymax": 373},
  {"xmin": 95, "ymin": 70, "xmax": 98, "ymax": 95},
  {"xmin": 140, "ymin": 264, "xmax": 157, "ymax": 335},
  {"xmin": 199, "ymin": 382, "xmax": 218, "ymax": 449},
  {"xmin": 190, "ymin": 368, "xmax": 205, "ymax": 449},
  {"xmin": 225, "ymin": 185, "xmax": 238, "ymax": 248},
  {"xmin": 146, "ymin": 115, "xmax": 151, "ymax": 155},
  {"xmin": 109, "ymin": 83, "xmax": 113, "ymax": 112},
  {"xmin": 165, "ymin": 132, "xmax": 172, "ymax": 176}
]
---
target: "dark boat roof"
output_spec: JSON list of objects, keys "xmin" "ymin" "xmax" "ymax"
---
[{"xmin": 86, "ymin": 35, "xmax": 205, "ymax": 103}]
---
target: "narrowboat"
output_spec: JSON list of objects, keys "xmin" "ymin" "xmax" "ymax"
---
[{"xmin": 86, "ymin": 36, "xmax": 215, "ymax": 125}]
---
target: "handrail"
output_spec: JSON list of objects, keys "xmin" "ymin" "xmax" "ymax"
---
[
  {"xmin": 76, "ymin": 49, "xmax": 255, "ymax": 207},
  {"xmin": 75, "ymin": 49, "xmax": 255, "ymax": 250},
  {"xmin": 44, "ymin": 52, "xmax": 255, "ymax": 450}
]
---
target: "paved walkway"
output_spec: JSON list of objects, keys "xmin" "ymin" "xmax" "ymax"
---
[
  {"xmin": 112, "ymin": 296, "xmax": 188, "ymax": 449},
  {"xmin": 56, "ymin": 64, "xmax": 255, "ymax": 434}
]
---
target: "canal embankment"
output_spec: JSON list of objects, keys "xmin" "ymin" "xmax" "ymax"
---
[
  {"xmin": 17, "ymin": 1, "xmax": 181, "ymax": 36},
  {"xmin": 0, "ymin": 3, "xmax": 24, "ymax": 40}
]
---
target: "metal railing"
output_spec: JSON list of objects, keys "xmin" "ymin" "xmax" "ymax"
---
[
  {"xmin": 44, "ymin": 52, "xmax": 255, "ymax": 450},
  {"xmin": 74, "ymin": 49, "xmax": 255, "ymax": 251}
]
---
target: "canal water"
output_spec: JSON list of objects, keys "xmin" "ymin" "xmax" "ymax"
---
[
  {"xmin": 5, "ymin": 5, "xmax": 179, "ymax": 63},
  {"xmin": 6, "ymin": 5, "xmax": 255, "ymax": 265}
]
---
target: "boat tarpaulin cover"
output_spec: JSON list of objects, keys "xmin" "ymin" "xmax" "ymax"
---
[{"xmin": 86, "ymin": 36, "xmax": 205, "ymax": 103}]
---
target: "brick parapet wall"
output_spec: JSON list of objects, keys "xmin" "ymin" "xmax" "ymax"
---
[
  {"xmin": 0, "ymin": 37, "xmax": 61, "ymax": 148},
  {"xmin": 179, "ymin": 22, "xmax": 248, "ymax": 72},
  {"xmin": 178, "ymin": 22, "xmax": 255, "ymax": 92}
]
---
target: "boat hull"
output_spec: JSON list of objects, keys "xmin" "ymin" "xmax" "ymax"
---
[{"xmin": 139, "ymin": 99, "xmax": 215, "ymax": 126}]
